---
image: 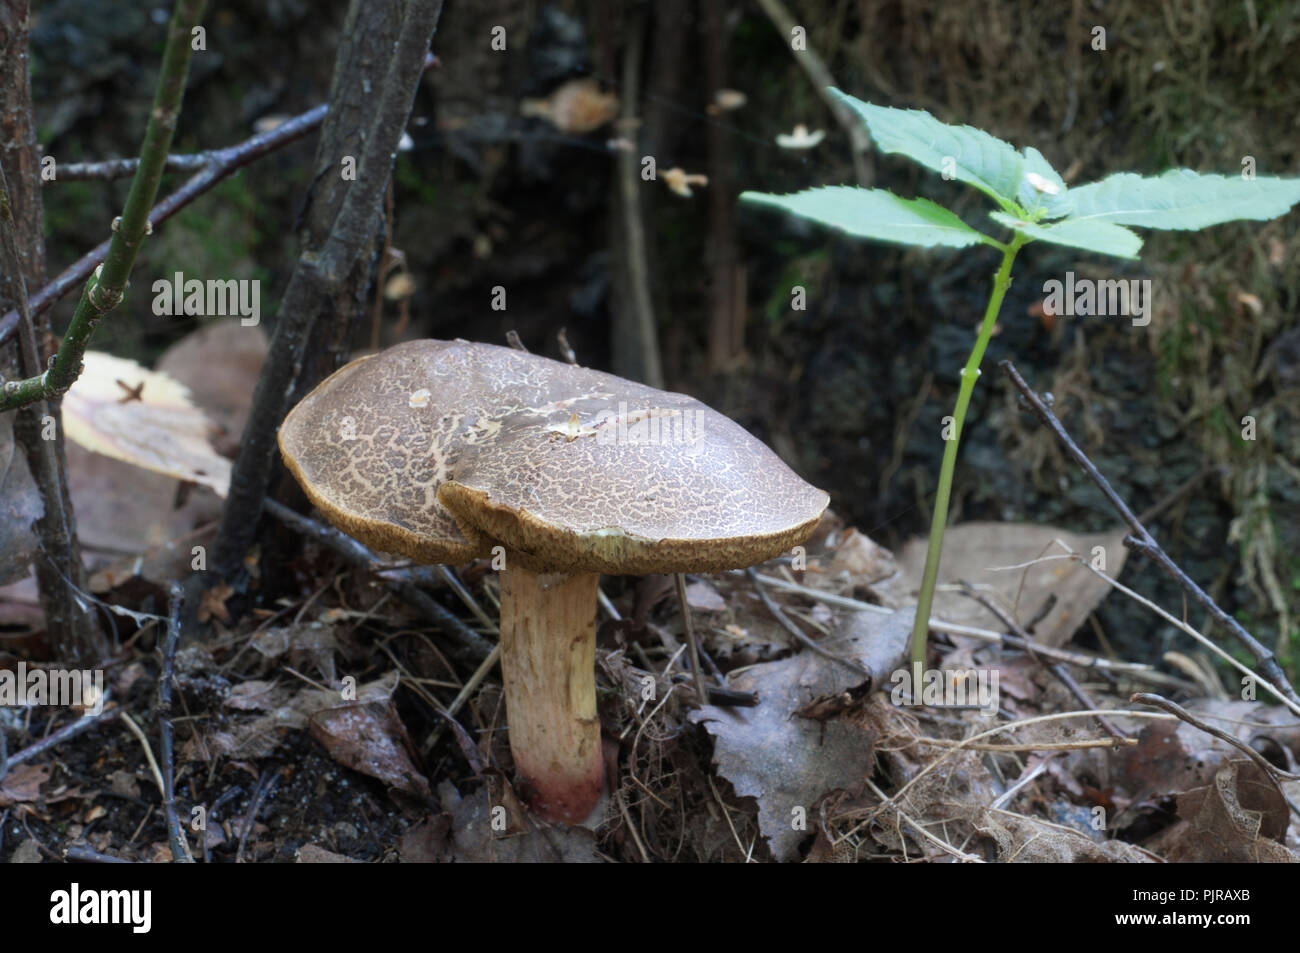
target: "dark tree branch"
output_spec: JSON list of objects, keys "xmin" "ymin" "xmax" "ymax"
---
[
  {"xmin": 0, "ymin": 1, "xmax": 103, "ymax": 663},
  {"xmin": 999, "ymin": 359, "xmax": 1299, "ymax": 708},
  {"xmin": 159, "ymin": 584, "xmax": 193, "ymax": 863},
  {"xmin": 263, "ymin": 499, "xmax": 492, "ymax": 664},
  {"xmin": 212, "ymin": 0, "xmax": 446, "ymax": 579}
]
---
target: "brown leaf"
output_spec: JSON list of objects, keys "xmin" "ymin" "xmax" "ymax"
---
[
  {"xmin": 157, "ymin": 320, "xmax": 268, "ymax": 453},
  {"xmin": 1151, "ymin": 761, "xmax": 1297, "ymax": 862},
  {"xmin": 308, "ymin": 700, "xmax": 430, "ymax": 802},
  {"xmin": 198, "ymin": 582, "xmax": 233, "ymax": 624},
  {"xmin": 0, "ymin": 763, "xmax": 49, "ymax": 806},
  {"xmin": 872, "ymin": 521, "xmax": 1127, "ymax": 646},
  {"xmin": 63, "ymin": 352, "xmax": 232, "ymax": 495},
  {"xmin": 0, "ymin": 421, "xmax": 43, "ymax": 586},
  {"xmin": 296, "ymin": 844, "xmax": 359, "ymax": 863},
  {"xmin": 689, "ymin": 609, "xmax": 914, "ymax": 861},
  {"xmin": 428, "ymin": 781, "xmax": 600, "ymax": 863}
]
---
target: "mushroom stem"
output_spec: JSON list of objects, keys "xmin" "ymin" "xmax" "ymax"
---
[{"xmin": 497, "ymin": 563, "xmax": 604, "ymax": 823}]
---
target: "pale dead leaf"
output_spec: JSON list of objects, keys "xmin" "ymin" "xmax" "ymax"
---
[
  {"xmin": 684, "ymin": 580, "xmax": 727, "ymax": 613},
  {"xmin": 0, "ymin": 421, "xmax": 42, "ymax": 586},
  {"xmin": 296, "ymin": 844, "xmax": 360, "ymax": 863},
  {"xmin": 871, "ymin": 521, "xmax": 1127, "ymax": 646},
  {"xmin": 63, "ymin": 351, "xmax": 231, "ymax": 495},
  {"xmin": 157, "ymin": 320, "xmax": 268, "ymax": 448}
]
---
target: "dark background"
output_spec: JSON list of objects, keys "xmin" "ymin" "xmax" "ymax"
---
[{"xmin": 29, "ymin": 0, "xmax": 1300, "ymax": 669}]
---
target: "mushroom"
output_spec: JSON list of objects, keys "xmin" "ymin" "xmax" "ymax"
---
[{"xmin": 278, "ymin": 339, "xmax": 829, "ymax": 823}]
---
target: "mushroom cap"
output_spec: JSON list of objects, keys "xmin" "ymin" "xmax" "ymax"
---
[{"xmin": 278, "ymin": 339, "xmax": 829, "ymax": 573}]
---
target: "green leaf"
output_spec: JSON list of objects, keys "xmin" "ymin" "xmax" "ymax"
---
[
  {"xmin": 829, "ymin": 89, "xmax": 1024, "ymax": 206},
  {"xmin": 1016, "ymin": 147, "xmax": 1073, "ymax": 221},
  {"xmin": 743, "ymin": 186, "xmax": 999, "ymax": 250},
  {"xmin": 1069, "ymin": 170, "xmax": 1300, "ymax": 230},
  {"xmin": 990, "ymin": 212, "xmax": 1143, "ymax": 259}
]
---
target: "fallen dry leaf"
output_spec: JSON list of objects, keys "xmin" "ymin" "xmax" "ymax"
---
[
  {"xmin": 157, "ymin": 320, "xmax": 268, "ymax": 454},
  {"xmin": 1148, "ymin": 760, "xmax": 1296, "ymax": 862},
  {"xmin": 0, "ymin": 421, "xmax": 43, "ymax": 586},
  {"xmin": 872, "ymin": 521, "xmax": 1128, "ymax": 646},
  {"xmin": 198, "ymin": 582, "xmax": 234, "ymax": 624},
  {"xmin": 690, "ymin": 609, "xmax": 914, "ymax": 862},
  {"xmin": 0, "ymin": 763, "xmax": 49, "ymax": 807},
  {"xmin": 296, "ymin": 844, "xmax": 359, "ymax": 863},
  {"xmin": 63, "ymin": 351, "xmax": 232, "ymax": 495},
  {"xmin": 423, "ymin": 781, "xmax": 600, "ymax": 863},
  {"xmin": 308, "ymin": 699, "xmax": 431, "ymax": 802}
]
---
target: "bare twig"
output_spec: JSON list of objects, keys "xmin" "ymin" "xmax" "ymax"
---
[
  {"xmin": 64, "ymin": 844, "xmax": 131, "ymax": 864},
  {"xmin": 745, "ymin": 568, "xmax": 868, "ymax": 677},
  {"xmin": 999, "ymin": 359, "xmax": 1298, "ymax": 708},
  {"xmin": 612, "ymin": 5, "xmax": 664, "ymax": 388},
  {"xmin": 159, "ymin": 583, "xmax": 194, "ymax": 862},
  {"xmin": 51, "ymin": 151, "xmax": 225, "ymax": 181},
  {"xmin": 1062, "ymin": 542, "xmax": 1300, "ymax": 718},
  {"xmin": 0, "ymin": 102, "xmax": 335, "ymax": 347},
  {"xmin": 1131, "ymin": 692, "xmax": 1300, "ymax": 783},
  {"xmin": 956, "ymin": 582, "xmax": 1127, "ymax": 741},
  {"xmin": 675, "ymin": 573, "xmax": 711, "ymax": 704},
  {"xmin": 1, "ymin": 705, "xmax": 119, "ymax": 774},
  {"xmin": 235, "ymin": 767, "xmax": 285, "ymax": 863},
  {"xmin": 119, "ymin": 712, "xmax": 166, "ymax": 797},
  {"xmin": 748, "ymin": 572, "xmax": 1185, "ymax": 686},
  {"xmin": 263, "ymin": 499, "xmax": 491, "ymax": 663}
]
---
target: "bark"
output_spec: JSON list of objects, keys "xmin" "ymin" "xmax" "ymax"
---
[
  {"xmin": 212, "ymin": 0, "xmax": 446, "ymax": 579},
  {"xmin": 0, "ymin": 0, "xmax": 104, "ymax": 663}
]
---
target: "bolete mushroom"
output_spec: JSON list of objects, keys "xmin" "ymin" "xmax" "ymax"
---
[{"xmin": 278, "ymin": 339, "xmax": 828, "ymax": 823}]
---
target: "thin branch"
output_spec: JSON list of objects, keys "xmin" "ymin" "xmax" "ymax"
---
[
  {"xmin": 263, "ymin": 499, "xmax": 492, "ymax": 663},
  {"xmin": 0, "ymin": 705, "xmax": 119, "ymax": 776},
  {"xmin": 956, "ymin": 581, "xmax": 1127, "ymax": 741},
  {"xmin": 1131, "ymin": 692, "xmax": 1300, "ymax": 783},
  {"xmin": 0, "ymin": 0, "xmax": 207, "ymax": 411},
  {"xmin": 998, "ymin": 359, "xmax": 1299, "ymax": 708},
  {"xmin": 675, "ymin": 572, "xmax": 711, "ymax": 704},
  {"xmin": 50, "ymin": 151, "xmax": 222, "ymax": 181},
  {"xmin": 745, "ymin": 567, "xmax": 868, "ymax": 678},
  {"xmin": 0, "ymin": 54, "xmax": 437, "ymax": 350},
  {"xmin": 612, "ymin": 5, "xmax": 664, "ymax": 388},
  {"xmin": 1, "ymin": 102, "xmax": 323, "ymax": 348},
  {"xmin": 159, "ymin": 583, "xmax": 194, "ymax": 862}
]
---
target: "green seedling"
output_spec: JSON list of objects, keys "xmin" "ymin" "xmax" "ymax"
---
[{"xmin": 743, "ymin": 90, "xmax": 1300, "ymax": 673}]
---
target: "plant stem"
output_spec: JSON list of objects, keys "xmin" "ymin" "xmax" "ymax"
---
[
  {"xmin": 909, "ymin": 234, "xmax": 1027, "ymax": 670},
  {"xmin": 0, "ymin": 0, "xmax": 207, "ymax": 413}
]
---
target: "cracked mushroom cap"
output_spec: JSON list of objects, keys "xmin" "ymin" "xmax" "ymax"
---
[{"xmin": 278, "ymin": 339, "xmax": 829, "ymax": 573}]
